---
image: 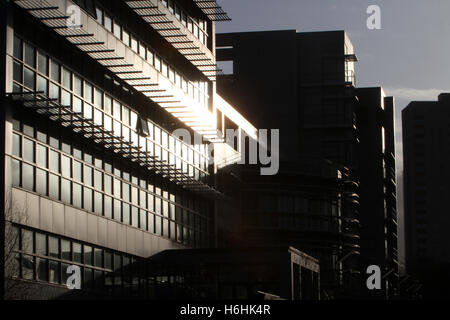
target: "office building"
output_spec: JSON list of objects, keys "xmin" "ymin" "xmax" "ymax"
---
[
  {"xmin": 402, "ymin": 93, "xmax": 450, "ymax": 298},
  {"xmin": 216, "ymin": 30, "xmax": 399, "ymax": 299},
  {"xmin": 216, "ymin": 30, "xmax": 361, "ymax": 298},
  {"xmin": 355, "ymin": 87, "xmax": 399, "ymax": 298},
  {"xmin": 0, "ymin": 0, "xmax": 257, "ymax": 299}
]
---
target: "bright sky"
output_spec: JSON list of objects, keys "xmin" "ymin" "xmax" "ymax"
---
[{"xmin": 216, "ymin": 0, "xmax": 450, "ymax": 263}]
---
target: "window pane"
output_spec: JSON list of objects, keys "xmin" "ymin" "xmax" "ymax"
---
[
  {"xmin": 104, "ymin": 174, "xmax": 112, "ymax": 194},
  {"xmin": 12, "ymin": 159, "xmax": 20, "ymax": 187},
  {"xmin": 22, "ymin": 163, "xmax": 34, "ymax": 191},
  {"xmin": 74, "ymin": 75, "xmax": 82, "ymax": 96},
  {"xmin": 104, "ymin": 196, "xmax": 112, "ymax": 218},
  {"xmin": 140, "ymin": 210, "xmax": 147, "ymax": 231},
  {"xmin": 94, "ymin": 192, "xmax": 102, "ymax": 215},
  {"xmin": 84, "ymin": 103, "xmax": 92, "ymax": 119},
  {"xmin": 73, "ymin": 242, "xmax": 82, "ymax": 263},
  {"xmin": 36, "ymin": 233, "xmax": 47, "ymax": 256},
  {"xmin": 12, "ymin": 133, "xmax": 21, "ymax": 157},
  {"xmin": 132, "ymin": 206, "xmax": 138, "ymax": 228},
  {"xmin": 49, "ymin": 260, "xmax": 60, "ymax": 284},
  {"xmin": 73, "ymin": 160, "xmax": 82, "ymax": 182},
  {"xmin": 49, "ymin": 150, "xmax": 60, "ymax": 172},
  {"xmin": 61, "ymin": 240, "xmax": 71, "ymax": 261},
  {"xmin": 84, "ymin": 245, "xmax": 92, "ymax": 265},
  {"xmin": 104, "ymin": 14, "xmax": 112, "ymax": 32},
  {"xmin": 62, "ymin": 90, "xmax": 71, "ymax": 106},
  {"xmin": 84, "ymin": 82, "xmax": 93, "ymax": 102},
  {"xmin": 94, "ymin": 248, "xmax": 103, "ymax": 268},
  {"xmin": 49, "ymin": 236, "xmax": 59, "ymax": 258},
  {"xmin": 13, "ymin": 35, "xmax": 22, "ymax": 59},
  {"xmin": 50, "ymin": 60, "xmax": 60, "ymax": 82},
  {"xmin": 104, "ymin": 251, "xmax": 112, "ymax": 270},
  {"xmin": 84, "ymin": 268, "xmax": 93, "ymax": 289},
  {"xmin": 62, "ymin": 68, "xmax": 72, "ymax": 89},
  {"xmin": 61, "ymin": 178, "xmax": 71, "ymax": 204},
  {"xmin": 114, "ymin": 199, "xmax": 121, "ymax": 222},
  {"xmin": 122, "ymin": 203, "xmax": 130, "ymax": 224},
  {"xmin": 104, "ymin": 95, "xmax": 112, "ymax": 114},
  {"xmin": 62, "ymin": 155, "xmax": 71, "ymax": 177},
  {"xmin": 37, "ymin": 258, "xmax": 48, "ymax": 281},
  {"xmin": 84, "ymin": 165, "xmax": 92, "ymax": 186},
  {"xmin": 73, "ymin": 183, "xmax": 82, "ymax": 207},
  {"xmin": 94, "ymin": 170, "xmax": 102, "ymax": 190},
  {"xmin": 37, "ymin": 75, "xmax": 48, "ymax": 96},
  {"xmin": 94, "ymin": 88, "xmax": 103, "ymax": 109},
  {"xmin": 13, "ymin": 61, "xmax": 22, "ymax": 83},
  {"xmin": 84, "ymin": 187, "xmax": 93, "ymax": 211},
  {"xmin": 24, "ymin": 43, "xmax": 35, "ymax": 67},
  {"xmin": 36, "ymin": 169, "xmax": 47, "ymax": 195},
  {"xmin": 113, "ymin": 22, "xmax": 121, "ymax": 38},
  {"xmin": 22, "ymin": 255, "xmax": 34, "ymax": 280},
  {"xmin": 49, "ymin": 82, "xmax": 60, "ymax": 101},
  {"xmin": 49, "ymin": 174, "xmax": 60, "ymax": 200},
  {"xmin": 122, "ymin": 183, "xmax": 130, "ymax": 202},
  {"xmin": 24, "ymin": 67, "xmax": 35, "ymax": 90}
]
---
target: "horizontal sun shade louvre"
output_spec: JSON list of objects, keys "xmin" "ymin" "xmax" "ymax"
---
[
  {"xmin": 124, "ymin": 0, "xmax": 221, "ymax": 80},
  {"xmin": 8, "ymin": 92, "xmax": 223, "ymax": 198},
  {"xmin": 192, "ymin": 0, "xmax": 231, "ymax": 22},
  {"xmin": 13, "ymin": 0, "xmax": 220, "ymax": 141}
]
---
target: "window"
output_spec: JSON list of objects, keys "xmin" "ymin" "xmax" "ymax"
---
[
  {"xmin": 113, "ymin": 21, "xmax": 121, "ymax": 38},
  {"xmin": 62, "ymin": 155, "xmax": 71, "ymax": 177},
  {"xmin": 24, "ymin": 43, "xmax": 35, "ymax": 67},
  {"xmin": 24, "ymin": 67, "xmax": 35, "ymax": 90},
  {"xmin": 122, "ymin": 29, "xmax": 130, "ymax": 46},
  {"xmin": 49, "ymin": 150, "xmax": 60, "ymax": 172},
  {"xmin": 36, "ymin": 233, "xmax": 47, "ymax": 256},
  {"xmin": 49, "ymin": 174, "xmax": 60, "ymax": 200},
  {"xmin": 84, "ymin": 82, "xmax": 93, "ymax": 102},
  {"xmin": 61, "ymin": 239, "xmax": 71, "ymax": 261},
  {"xmin": 62, "ymin": 68, "xmax": 72, "ymax": 89},
  {"xmin": 22, "ymin": 163, "xmax": 34, "ymax": 191},
  {"xmin": 73, "ymin": 183, "xmax": 82, "ymax": 207},
  {"xmin": 73, "ymin": 242, "xmax": 82, "ymax": 263},
  {"xmin": 38, "ymin": 51, "xmax": 48, "ymax": 75},
  {"xmin": 84, "ymin": 187, "xmax": 93, "ymax": 211},
  {"xmin": 49, "ymin": 236, "xmax": 59, "ymax": 258},
  {"xmin": 37, "ymin": 75, "xmax": 48, "ymax": 96},
  {"xmin": 61, "ymin": 178, "xmax": 71, "ymax": 204},
  {"xmin": 104, "ymin": 14, "xmax": 112, "ymax": 32},
  {"xmin": 84, "ymin": 245, "xmax": 93, "ymax": 265},
  {"xmin": 24, "ymin": 138, "xmax": 35, "ymax": 163},
  {"xmin": 36, "ymin": 169, "xmax": 47, "ymax": 195},
  {"xmin": 14, "ymin": 35, "xmax": 22, "ymax": 59},
  {"xmin": 50, "ymin": 60, "xmax": 60, "ymax": 83}
]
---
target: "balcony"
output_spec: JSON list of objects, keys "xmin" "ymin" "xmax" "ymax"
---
[
  {"xmin": 13, "ymin": 0, "xmax": 220, "ymax": 141},
  {"xmin": 124, "ymin": 0, "xmax": 222, "ymax": 80}
]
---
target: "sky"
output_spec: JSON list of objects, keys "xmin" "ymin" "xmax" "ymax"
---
[{"xmin": 215, "ymin": 0, "xmax": 450, "ymax": 263}]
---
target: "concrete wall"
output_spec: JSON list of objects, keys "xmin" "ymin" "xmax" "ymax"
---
[{"xmin": 10, "ymin": 187, "xmax": 185, "ymax": 257}]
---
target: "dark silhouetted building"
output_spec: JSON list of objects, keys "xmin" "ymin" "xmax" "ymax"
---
[
  {"xmin": 217, "ymin": 30, "xmax": 361, "ymax": 299},
  {"xmin": 356, "ymin": 87, "xmax": 399, "ymax": 298},
  {"xmin": 403, "ymin": 93, "xmax": 450, "ymax": 298},
  {"xmin": 217, "ymin": 30, "xmax": 399, "ymax": 299}
]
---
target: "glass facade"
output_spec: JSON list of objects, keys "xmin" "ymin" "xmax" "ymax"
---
[
  {"xmin": 11, "ymin": 225, "xmax": 150, "ymax": 296},
  {"xmin": 94, "ymin": 5, "xmax": 210, "ymax": 110},
  {"xmin": 12, "ymin": 36, "xmax": 210, "ymax": 182},
  {"xmin": 9, "ymin": 35, "xmax": 213, "ymax": 248}
]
